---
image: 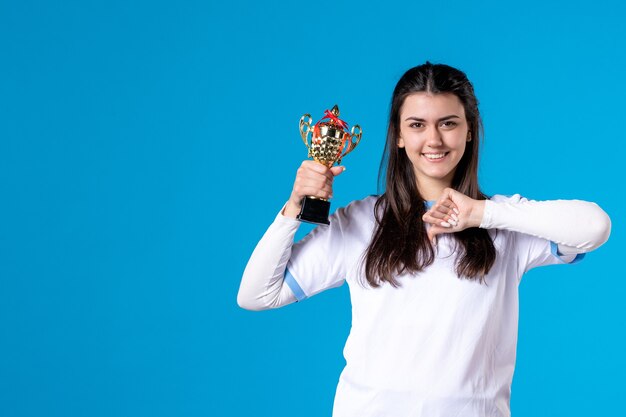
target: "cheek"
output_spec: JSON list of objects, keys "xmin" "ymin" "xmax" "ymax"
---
[
  {"xmin": 450, "ymin": 133, "xmax": 468, "ymax": 150},
  {"xmin": 399, "ymin": 133, "xmax": 422, "ymax": 150},
  {"xmin": 454, "ymin": 142, "xmax": 469, "ymax": 161}
]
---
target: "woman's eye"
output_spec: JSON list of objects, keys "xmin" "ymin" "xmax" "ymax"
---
[
  {"xmin": 441, "ymin": 121, "xmax": 457, "ymax": 128},
  {"xmin": 409, "ymin": 122, "xmax": 423, "ymax": 128}
]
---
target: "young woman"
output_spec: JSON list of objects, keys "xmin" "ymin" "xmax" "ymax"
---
[{"xmin": 237, "ymin": 62, "xmax": 611, "ymax": 417}]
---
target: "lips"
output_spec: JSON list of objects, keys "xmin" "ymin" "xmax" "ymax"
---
[{"xmin": 422, "ymin": 152, "xmax": 449, "ymax": 161}]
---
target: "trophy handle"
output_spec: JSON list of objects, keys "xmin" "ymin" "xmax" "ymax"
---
[
  {"xmin": 299, "ymin": 114, "xmax": 313, "ymax": 157},
  {"xmin": 337, "ymin": 124, "xmax": 362, "ymax": 164}
]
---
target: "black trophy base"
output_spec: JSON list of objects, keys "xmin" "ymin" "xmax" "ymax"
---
[{"xmin": 296, "ymin": 196, "xmax": 331, "ymax": 225}]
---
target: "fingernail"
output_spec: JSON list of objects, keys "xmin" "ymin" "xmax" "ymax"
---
[
  {"xmin": 453, "ymin": 208, "xmax": 460, "ymax": 215},
  {"xmin": 448, "ymin": 219, "xmax": 457, "ymax": 226},
  {"xmin": 451, "ymin": 213, "xmax": 458, "ymax": 222},
  {"xmin": 440, "ymin": 221, "xmax": 451, "ymax": 228},
  {"xmin": 342, "ymin": 166, "xmax": 347, "ymax": 171}
]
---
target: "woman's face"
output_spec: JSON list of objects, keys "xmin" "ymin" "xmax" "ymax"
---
[{"xmin": 398, "ymin": 92, "xmax": 470, "ymax": 188}]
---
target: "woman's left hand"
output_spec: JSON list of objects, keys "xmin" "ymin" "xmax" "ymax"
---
[{"xmin": 422, "ymin": 188, "xmax": 486, "ymax": 245}]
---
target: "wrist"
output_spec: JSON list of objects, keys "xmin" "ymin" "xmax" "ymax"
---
[
  {"xmin": 282, "ymin": 198, "xmax": 302, "ymax": 219},
  {"xmin": 468, "ymin": 200, "xmax": 486, "ymax": 228}
]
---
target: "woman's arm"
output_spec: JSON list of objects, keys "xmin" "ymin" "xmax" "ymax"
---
[
  {"xmin": 237, "ymin": 207, "xmax": 300, "ymax": 311},
  {"xmin": 479, "ymin": 196, "xmax": 611, "ymax": 254},
  {"xmin": 423, "ymin": 189, "xmax": 611, "ymax": 254},
  {"xmin": 237, "ymin": 161, "xmax": 345, "ymax": 311}
]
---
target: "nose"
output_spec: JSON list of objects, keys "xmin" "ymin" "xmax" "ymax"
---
[{"xmin": 425, "ymin": 126, "xmax": 444, "ymax": 148}]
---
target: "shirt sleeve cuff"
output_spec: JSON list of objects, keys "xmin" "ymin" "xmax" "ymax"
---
[
  {"xmin": 274, "ymin": 203, "xmax": 302, "ymax": 227},
  {"xmin": 550, "ymin": 241, "xmax": 586, "ymax": 264},
  {"xmin": 479, "ymin": 199, "xmax": 494, "ymax": 229}
]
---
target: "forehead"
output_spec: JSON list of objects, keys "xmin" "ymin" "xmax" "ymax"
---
[{"xmin": 400, "ymin": 92, "xmax": 466, "ymax": 119}]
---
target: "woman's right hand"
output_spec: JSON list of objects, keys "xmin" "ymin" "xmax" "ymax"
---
[{"xmin": 283, "ymin": 160, "xmax": 345, "ymax": 218}]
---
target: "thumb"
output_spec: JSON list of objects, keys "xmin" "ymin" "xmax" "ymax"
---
[
  {"xmin": 426, "ymin": 227, "xmax": 437, "ymax": 245},
  {"xmin": 330, "ymin": 165, "xmax": 346, "ymax": 177},
  {"xmin": 427, "ymin": 227, "xmax": 439, "ymax": 246}
]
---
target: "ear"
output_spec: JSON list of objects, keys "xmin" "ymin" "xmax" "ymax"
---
[{"xmin": 397, "ymin": 136, "xmax": 405, "ymax": 148}]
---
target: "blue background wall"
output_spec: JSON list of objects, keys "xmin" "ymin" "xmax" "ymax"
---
[{"xmin": 1, "ymin": 0, "xmax": 623, "ymax": 416}]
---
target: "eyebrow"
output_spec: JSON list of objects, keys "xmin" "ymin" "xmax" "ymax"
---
[{"xmin": 404, "ymin": 115, "xmax": 461, "ymax": 122}]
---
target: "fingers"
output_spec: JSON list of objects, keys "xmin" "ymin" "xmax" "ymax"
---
[
  {"xmin": 290, "ymin": 161, "xmax": 344, "ymax": 204},
  {"xmin": 422, "ymin": 189, "xmax": 480, "ymax": 238},
  {"xmin": 438, "ymin": 189, "xmax": 461, "ymax": 211},
  {"xmin": 423, "ymin": 190, "xmax": 474, "ymax": 243},
  {"xmin": 422, "ymin": 211, "xmax": 453, "ymax": 228},
  {"xmin": 438, "ymin": 199, "xmax": 459, "ymax": 214},
  {"xmin": 423, "ymin": 202, "xmax": 459, "ymax": 227},
  {"xmin": 330, "ymin": 165, "xmax": 346, "ymax": 177}
]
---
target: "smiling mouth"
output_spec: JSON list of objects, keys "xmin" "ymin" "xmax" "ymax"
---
[{"xmin": 422, "ymin": 152, "xmax": 449, "ymax": 161}]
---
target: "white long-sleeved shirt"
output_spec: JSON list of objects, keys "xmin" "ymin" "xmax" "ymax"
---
[
  {"xmin": 237, "ymin": 194, "xmax": 611, "ymax": 311},
  {"xmin": 237, "ymin": 194, "xmax": 611, "ymax": 417}
]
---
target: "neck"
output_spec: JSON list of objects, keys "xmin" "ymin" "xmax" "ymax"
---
[{"xmin": 416, "ymin": 175, "xmax": 454, "ymax": 201}]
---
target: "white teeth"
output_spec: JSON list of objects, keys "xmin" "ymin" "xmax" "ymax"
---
[{"xmin": 424, "ymin": 153, "xmax": 447, "ymax": 159}]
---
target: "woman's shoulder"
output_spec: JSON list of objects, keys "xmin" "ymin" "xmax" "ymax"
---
[
  {"xmin": 345, "ymin": 194, "xmax": 381, "ymax": 210},
  {"xmin": 332, "ymin": 195, "xmax": 381, "ymax": 222}
]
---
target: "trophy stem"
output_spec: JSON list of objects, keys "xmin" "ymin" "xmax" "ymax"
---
[{"xmin": 296, "ymin": 196, "xmax": 331, "ymax": 225}]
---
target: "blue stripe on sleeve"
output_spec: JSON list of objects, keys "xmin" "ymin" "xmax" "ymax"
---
[
  {"xmin": 550, "ymin": 241, "xmax": 586, "ymax": 264},
  {"xmin": 284, "ymin": 269, "xmax": 308, "ymax": 302}
]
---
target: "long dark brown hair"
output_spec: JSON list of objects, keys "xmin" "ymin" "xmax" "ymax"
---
[{"xmin": 363, "ymin": 62, "xmax": 496, "ymax": 287}]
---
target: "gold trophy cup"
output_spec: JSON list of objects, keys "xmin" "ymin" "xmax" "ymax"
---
[{"xmin": 297, "ymin": 105, "xmax": 362, "ymax": 225}]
